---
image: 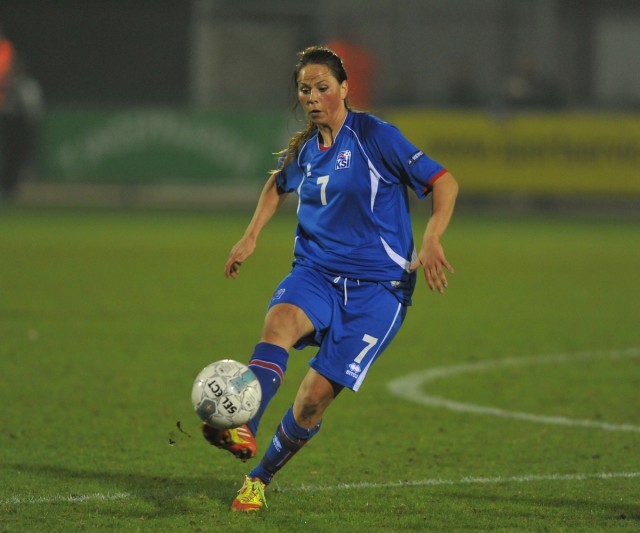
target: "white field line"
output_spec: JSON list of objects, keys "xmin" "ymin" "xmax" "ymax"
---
[
  {"xmin": 285, "ymin": 471, "xmax": 640, "ymax": 493},
  {"xmin": 0, "ymin": 492, "xmax": 134, "ymax": 506},
  {"xmin": 2, "ymin": 471, "xmax": 639, "ymax": 506},
  {"xmin": 387, "ymin": 347, "xmax": 640, "ymax": 432}
]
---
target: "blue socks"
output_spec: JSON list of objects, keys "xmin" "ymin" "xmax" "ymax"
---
[
  {"xmin": 249, "ymin": 406, "xmax": 321, "ymax": 484},
  {"xmin": 247, "ymin": 342, "xmax": 288, "ymax": 436},
  {"xmin": 245, "ymin": 343, "xmax": 322, "ymax": 485}
]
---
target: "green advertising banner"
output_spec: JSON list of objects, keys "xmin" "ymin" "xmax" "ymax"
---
[{"xmin": 39, "ymin": 108, "xmax": 292, "ymax": 184}]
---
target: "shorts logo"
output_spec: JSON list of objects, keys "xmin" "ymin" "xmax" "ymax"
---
[
  {"xmin": 335, "ymin": 150, "xmax": 351, "ymax": 170},
  {"xmin": 272, "ymin": 288, "xmax": 286, "ymax": 300},
  {"xmin": 407, "ymin": 150, "xmax": 424, "ymax": 166},
  {"xmin": 346, "ymin": 362, "xmax": 362, "ymax": 379}
]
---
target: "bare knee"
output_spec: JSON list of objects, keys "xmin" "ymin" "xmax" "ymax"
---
[
  {"xmin": 261, "ymin": 303, "xmax": 313, "ymax": 349},
  {"xmin": 293, "ymin": 370, "xmax": 343, "ymax": 428},
  {"xmin": 296, "ymin": 395, "xmax": 325, "ymax": 423}
]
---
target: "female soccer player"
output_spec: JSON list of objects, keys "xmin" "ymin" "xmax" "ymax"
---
[{"xmin": 202, "ymin": 45, "xmax": 459, "ymax": 511}]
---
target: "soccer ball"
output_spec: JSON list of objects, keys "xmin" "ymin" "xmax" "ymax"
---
[{"xmin": 191, "ymin": 359, "xmax": 262, "ymax": 429}]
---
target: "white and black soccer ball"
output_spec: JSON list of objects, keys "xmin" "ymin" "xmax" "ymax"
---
[{"xmin": 191, "ymin": 359, "xmax": 262, "ymax": 429}]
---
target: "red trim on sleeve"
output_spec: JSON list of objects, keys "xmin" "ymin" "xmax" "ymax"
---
[{"xmin": 423, "ymin": 168, "xmax": 447, "ymax": 195}]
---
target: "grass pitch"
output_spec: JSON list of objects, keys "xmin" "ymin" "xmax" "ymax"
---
[{"xmin": 1, "ymin": 205, "xmax": 639, "ymax": 532}]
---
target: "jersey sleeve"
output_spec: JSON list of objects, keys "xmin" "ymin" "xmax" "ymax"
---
[
  {"xmin": 366, "ymin": 119, "xmax": 446, "ymax": 199},
  {"xmin": 275, "ymin": 153, "xmax": 297, "ymax": 194}
]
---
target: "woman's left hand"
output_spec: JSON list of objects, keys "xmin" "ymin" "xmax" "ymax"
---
[{"xmin": 410, "ymin": 240, "xmax": 454, "ymax": 293}]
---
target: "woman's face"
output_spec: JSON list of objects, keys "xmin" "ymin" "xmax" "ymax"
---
[{"xmin": 297, "ymin": 63, "xmax": 348, "ymax": 130}]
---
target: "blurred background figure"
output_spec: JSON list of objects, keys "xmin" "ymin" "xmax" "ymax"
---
[
  {"xmin": 502, "ymin": 53, "xmax": 564, "ymax": 109},
  {"xmin": 0, "ymin": 26, "xmax": 44, "ymax": 201},
  {"xmin": 0, "ymin": 27, "xmax": 13, "ymax": 104},
  {"xmin": 325, "ymin": 37, "xmax": 376, "ymax": 109}
]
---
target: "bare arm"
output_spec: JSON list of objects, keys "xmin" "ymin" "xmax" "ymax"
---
[
  {"xmin": 225, "ymin": 172, "xmax": 289, "ymax": 279},
  {"xmin": 409, "ymin": 171, "xmax": 459, "ymax": 293}
]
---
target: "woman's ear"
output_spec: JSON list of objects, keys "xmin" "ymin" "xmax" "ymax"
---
[{"xmin": 341, "ymin": 80, "xmax": 349, "ymax": 101}]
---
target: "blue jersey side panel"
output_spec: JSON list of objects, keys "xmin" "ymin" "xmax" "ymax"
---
[{"xmin": 276, "ymin": 111, "xmax": 444, "ymax": 290}]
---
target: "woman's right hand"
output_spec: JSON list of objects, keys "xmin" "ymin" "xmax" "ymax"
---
[{"xmin": 225, "ymin": 235, "xmax": 257, "ymax": 279}]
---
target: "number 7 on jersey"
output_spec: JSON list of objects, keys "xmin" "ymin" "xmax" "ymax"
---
[{"xmin": 316, "ymin": 175, "xmax": 329, "ymax": 206}]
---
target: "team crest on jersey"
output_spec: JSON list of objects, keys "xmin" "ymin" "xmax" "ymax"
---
[{"xmin": 335, "ymin": 150, "xmax": 351, "ymax": 170}]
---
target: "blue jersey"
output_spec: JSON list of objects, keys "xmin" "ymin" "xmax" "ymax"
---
[{"xmin": 276, "ymin": 111, "xmax": 445, "ymax": 296}]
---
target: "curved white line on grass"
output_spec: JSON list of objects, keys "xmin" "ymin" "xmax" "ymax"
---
[
  {"xmin": 387, "ymin": 347, "xmax": 640, "ymax": 432},
  {"xmin": 2, "ymin": 471, "xmax": 639, "ymax": 505}
]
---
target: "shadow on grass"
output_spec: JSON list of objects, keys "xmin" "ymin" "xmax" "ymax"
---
[
  {"xmin": 4, "ymin": 462, "xmax": 238, "ymax": 515},
  {"xmin": 448, "ymin": 488, "xmax": 640, "ymax": 524}
]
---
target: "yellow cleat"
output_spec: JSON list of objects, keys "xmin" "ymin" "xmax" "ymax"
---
[{"xmin": 231, "ymin": 475, "xmax": 268, "ymax": 512}]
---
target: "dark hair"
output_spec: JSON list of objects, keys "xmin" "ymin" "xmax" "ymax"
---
[
  {"xmin": 293, "ymin": 45, "xmax": 348, "ymax": 87},
  {"xmin": 277, "ymin": 46, "xmax": 349, "ymax": 171}
]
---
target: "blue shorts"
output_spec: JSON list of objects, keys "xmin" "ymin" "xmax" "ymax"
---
[{"xmin": 267, "ymin": 265, "xmax": 408, "ymax": 391}]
